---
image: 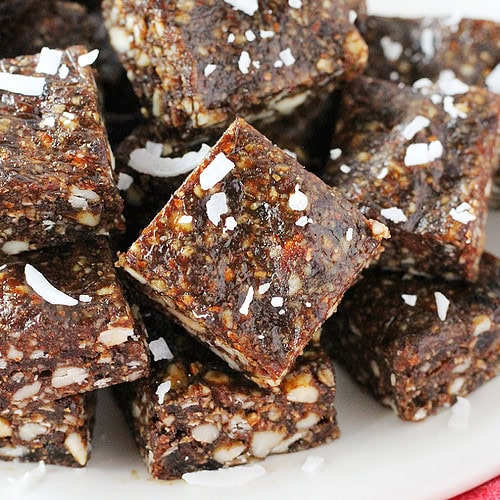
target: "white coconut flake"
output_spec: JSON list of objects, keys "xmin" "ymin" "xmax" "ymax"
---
[
  {"xmin": 239, "ymin": 286, "xmax": 254, "ymax": 316},
  {"xmin": 447, "ymin": 396, "xmax": 470, "ymax": 429},
  {"xmin": 79, "ymin": 294, "xmax": 92, "ymax": 303},
  {"xmin": 78, "ymin": 49, "xmax": 99, "ymax": 67},
  {"xmin": 402, "ymin": 115, "xmax": 431, "ymax": 140},
  {"xmin": 437, "ymin": 70, "xmax": 469, "ymax": 95},
  {"xmin": 349, "ymin": 10, "xmax": 357, "ymax": 24},
  {"xmin": 288, "ymin": 0, "xmax": 302, "ymax": 7},
  {"xmin": 224, "ymin": 216, "xmax": 237, "ymax": 231},
  {"xmin": 412, "ymin": 77, "xmax": 433, "ymax": 90},
  {"xmin": 245, "ymin": 29, "xmax": 256, "ymax": 41},
  {"xmin": 156, "ymin": 380, "xmax": 171, "ymax": 404},
  {"xmin": 274, "ymin": 60, "xmax": 283, "ymax": 68},
  {"xmin": 345, "ymin": 227, "xmax": 353, "ymax": 241},
  {"xmin": 380, "ymin": 207, "xmax": 407, "ymax": 223},
  {"xmin": 25, "ymin": 264, "xmax": 78, "ymax": 306},
  {"xmin": 224, "ymin": 0, "xmax": 258, "ymax": 16},
  {"xmin": 117, "ymin": 172, "xmax": 134, "ymax": 191},
  {"xmin": 58, "ymin": 64, "xmax": 69, "ymax": 79},
  {"xmin": 380, "ymin": 36, "xmax": 403, "ymax": 62},
  {"xmin": 7, "ymin": 461, "xmax": 46, "ymax": 492},
  {"xmin": 258, "ymin": 283, "xmax": 271, "ymax": 295},
  {"xmin": 420, "ymin": 28, "xmax": 435, "ymax": 59},
  {"xmin": 340, "ymin": 164, "xmax": 351, "ymax": 174},
  {"xmin": 183, "ymin": 464, "xmax": 266, "ymax": 487},
  {"xmin": 434, "ymin": 291, "xmax": 450, "ymax": 321},
  {"xmin": 401, "ymin": 294, "xmax": 417, "ymax": 306},
  {"xmin": 200, "ymin": 152, "xmax": 235, "ymax": 190},
  {"xmin": 178, "ymin": 215, "xmax": 193, "ymax": 224},
  {"xmin": 0, "ymin": 73, "xmax": 45, "ymax": 96},
  {"xmin": 428, "ymin": 140, "xmax": 443, "ymax": 160},
  {"xmin": 431, "ymin": 93, "xmax": 443, "ymax": 104},
  {"xmin": 35, "ymin": 47, "xmax": 63, "ymax": 75},
  {"xmin": 129, "ymin": 143, "xmax": 210, "ymax": 178},
  {"xmin": 204, "ymin": 64, "xmax": 217, "ymax": 77},
  {"xmin": 206, "ymin": 192, "xmax": 228, "ymax": 226},
  {"xmin": 149, "ymin": 338, "xmax": 174, "ymax": 362},
  {"xmin": 279, "ymin": 48, "xmax": 295, "ymax": 67},
  {"xmin": 301, "ymin": 456, "xmax": 324, "ymax": 472},
  {"xmin": 443, "ymin": 95, "xmax": 467, "ymax": 119},
  {"xmin": 329, "ymin": 148, "xmax": 342, "ymax": 160},
  {"xmin": 449, "ymin": 202, "xmax": 476, "ymax": 224},
  {"xmin": 260, "ymin": 30, "xmax": 274, "ymax": 39},
  {"xmin": 404, "ymin": 142, "xmax": 442, "ymax": 166},
  {"xmin": 377, "ymin": 166, "xmax": 389, "ymax": 179},
  {"xmin": 238, "ymin": 51, "xmax": 251, "ymax": 74},
  {"xmin": 0, "ymin": 264, "xmax": 6, "ymax": 271},
  {"xmin": 227, "ymin": 33, "xmax": 235, "ymax": 43},
  {"xmin": 271, "ymin": 296, "xmax": 284, "ymax": 308},
  {"xmin": 485, "ymin": 64, "xmax": 500, "ymax": 94},
  {"xmin": 284, "ymin": 149, "xmax": 297, "ymax": 158},
  {"xmin": 288, "ymin": 184, "xmax": 308, "ymax": 211},
  {"xmin": 295, "ymin": 216, "xmax": 312, "ymax": 227}
]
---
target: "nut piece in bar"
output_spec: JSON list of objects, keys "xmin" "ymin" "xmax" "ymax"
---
[
  {"xmin": 363, "ymin": 16, "xmax": 500, "ymax": 89},
  {"xmin": 0, "ymin": 237, "xmax": 149, "ymax": 411},
  {"xmin": 118, "ymin": 117, "xmax": 389, "ymax": 388},
  {"xmin": 323, "ymin": 253, "xmax": 500, "ymax": 422},
  {"xmin": 0, "ymin": 393, "xmax": 95, "ymax": 467},
  {"xmin": 323, "ymin": 77, "xmax": 499, "ymax": 281},
  {"xmin": 116, "ymin": 304, "xmax": 339, "ymax": 480},
  {"xmin": 102, "ymin": 0, "xmax": 367, "ymax": 133},
  {"xmin": 0, "ymin": 45, "xmax": 124, "ymax": 256}
]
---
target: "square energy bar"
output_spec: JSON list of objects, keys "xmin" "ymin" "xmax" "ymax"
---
[
  {"xmin": 323, "ymin": 253, "xmax": 499, "ymax": 422},
  {"xmin": 323, "ymin": 76, "xmax": 499, "ymax": 281},
  {"xmin": 102, "ymin": 0, "xmax": 367, "ymax": 133},
  {"xmin": 0, "ymin": 237, "xmax": 149, "ymax": 411},
  {"xmin": 0, "ymin": 45, "xmax": 124, "ymax": 255},
  {"xmin": 117, "ymin": 303, "xmax": 339, "ymax": 479},
  {"xmin": 0, "ymin": 392, "xmax": 95, "ymax": 467},
  {"xmin": 118, "ymin": 117, "xmax": 389, "ymax": 388}
]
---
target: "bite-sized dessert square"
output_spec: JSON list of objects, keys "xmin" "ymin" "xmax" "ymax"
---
[
  {"xmin": 0, "ymin": 45, "xmax": 124, "ymax": 256},
  {"xmin": 363, "ymin": 16, "xmax": 500, "ymax": 90},
  {"xmin": 323, "ymin": 253, "xmax": 500, "ymax": 422},
  {"xmin": 116, "ymin": 303, "xmax": 339, "ymax": 480},
  {"xmin": 323, "ymin": 76, "xmax": 499, "ymax": 281},
  {"xmin": 0, "ymin": 237, "xmax": 149, "ymax": 411},
  {"xmin": 118, "ymin": 117, "xmax": 389, "ymax": 388},
  {"xmin": 102, "ymin": 0, "xmax": 367, "ymax": 133},
  {"xmin": 0, "ymin": 392, "xmax": 95, "ymax": 467}
]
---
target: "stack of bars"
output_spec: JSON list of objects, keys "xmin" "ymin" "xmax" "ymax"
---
[
  {"xmin": 0, "ymin": 0, "xmax": 498, "ymax": 484},
  {"xmin": 0, "ymin": 45, "xmax": 149, "ymax": 466}
]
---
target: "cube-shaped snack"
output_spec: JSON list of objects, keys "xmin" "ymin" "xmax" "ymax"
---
[
  {"xmin": 323, "ymin": 77, "xmax": 499, "ymax": 281},
  {"xmin": 0, "ymin": 393, "xmax": 95, "ymax": 467},
  {"xmin": 363, "ymin": 16, "xmax": 500, "ymax": 90},
  {"xmin": 0, "ymin": 45, "xmax": 124, "ymax": 255},
  {"xmin": 102, "ymin": 0, "xmax": 367, "ymax": 133},
  {"xmin": 116, "ymin": 303, "xmax": 339, "ymax": 480},
  {"xmin": 118, "ymin": 118, "xmax": 389, "ymax": 388},
  {"xmin": 0, "ymin": 2, "xmax": 91, "ymax": 60},
  {"xmin": 0, "ymin": 237, "xmax": 149, "ymax": 411},
  {"xmin": 323, "ymin": 253, "xmax": 500, "ymax": 422}
]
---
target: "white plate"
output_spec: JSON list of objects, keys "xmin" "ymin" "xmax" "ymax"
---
[{"xmin": 1, "ymin": 2, "xmax": 500, "ymax": 499}]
